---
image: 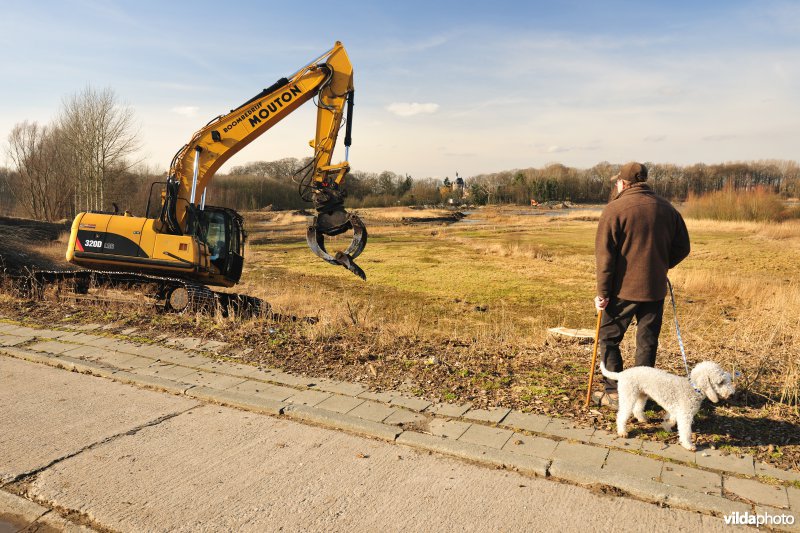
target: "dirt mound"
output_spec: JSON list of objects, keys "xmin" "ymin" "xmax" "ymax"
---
[{"xmin": 0, "ymin": 216, "xmax": 72, "ymax": 275}]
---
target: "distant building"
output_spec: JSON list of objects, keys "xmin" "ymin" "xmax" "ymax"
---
[
  {"xmin": 452, "ymin": 173, "xmax": 466, "ymax": 199},
  {"xmin": 441, "ymin": 173, "xmax": 468, "ymax": 203}
]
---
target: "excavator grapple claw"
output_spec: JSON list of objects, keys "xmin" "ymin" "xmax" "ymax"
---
[{"xmin": 306, "ymin": 213, "xmax": 367, "ymax": 280}]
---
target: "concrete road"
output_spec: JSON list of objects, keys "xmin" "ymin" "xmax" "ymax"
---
[{"xmin": 1, "ymin": 357, "xmax": 733, "ymax": 532}]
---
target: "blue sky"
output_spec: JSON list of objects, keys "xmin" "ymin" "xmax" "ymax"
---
[{"xmin": 1, "ymin": 0, "xmax": 798, "ymax": 179}]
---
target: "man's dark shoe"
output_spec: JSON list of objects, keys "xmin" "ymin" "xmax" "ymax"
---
[{"xmin": 591, "ymin": 391, "xmax": 619, "ymax": 410}]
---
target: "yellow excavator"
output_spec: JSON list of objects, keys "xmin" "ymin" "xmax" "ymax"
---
[{"xmin": 59, "ymin": 42, "xmax": 366, "ymax": 313}]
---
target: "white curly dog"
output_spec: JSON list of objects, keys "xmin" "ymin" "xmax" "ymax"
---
[{"xmin": 600, "ymin": 360, "xmax": 735, "ymax": 450}]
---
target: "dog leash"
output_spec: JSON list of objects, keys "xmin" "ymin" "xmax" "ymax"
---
[
  {"xmin": 667, "ymin": 278, "xmax": 694, "ymax": 382},
  {"xmin": 668, "ymin": 279, "xmax": 741, "ymax": 395}
]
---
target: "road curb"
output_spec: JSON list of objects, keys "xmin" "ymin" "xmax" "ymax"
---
[
  {"xmin": 0, "ymin": 347, "xmax": 116, "ymax": 381},
  {"xmin": 548, "ymin": 458, "xmax": 754, "ymax": 520},
  {"xmin": 550, "ymin": 458, "xmax": 669, "ymax": 501},
  {"xmin": 110, "ymin": 370, "xmax": 195, "ymax": 395},
  {"xmin": 282, "ymin": 404, "xmax": 402, "ymax": 442},
  {"xmin": 52, "ymin": 355, "xmax": 118, "ymax": 378},
  {"xmin": 666, "ymin": 483, "xmax": 752, "ymax": 518},
  {"xmin": 0, "ymin": 346, "xmax": 55, "ymax": 366},
  {"xmin": 397, "ymin": 430, "xmax": 550, "ymax": 477},
  {"xmin": 186, "ymin": 386, "xmax": 285, "ymax": 416}
]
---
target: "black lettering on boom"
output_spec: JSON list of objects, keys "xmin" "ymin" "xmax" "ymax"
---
[
  {"xmin": 247, "ymin": 85, "xmax": 301, "ymax": 127},
  {"xmin": 223, "ymin": 102, "xmax": 262, "ymax": 133}
]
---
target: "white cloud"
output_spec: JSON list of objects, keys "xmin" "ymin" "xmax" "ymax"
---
[
  {"xmin": 386, "ymin": 102, "xmax": 439, "ymax": 117},
  {"xmin": 171, "ymin": 106, "xmax": 199, "ymax": 117},
  {"xmin": 547, "ymin": 145, "xmax": 570, "ymax": 153}
]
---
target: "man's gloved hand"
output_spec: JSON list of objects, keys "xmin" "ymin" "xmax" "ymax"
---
[{"xmin": 594, "ymin": 296, "xmax": 609, "ymax": 312}]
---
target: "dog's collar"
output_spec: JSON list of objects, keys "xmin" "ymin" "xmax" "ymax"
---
[{"xmin": 689, "ymin": 380, "xmax": 703, "ymax": 397}]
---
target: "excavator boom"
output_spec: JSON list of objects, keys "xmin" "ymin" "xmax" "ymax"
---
[{"xmin": 163, "ymin": 41, "xmax": 366, "ymax": 278}]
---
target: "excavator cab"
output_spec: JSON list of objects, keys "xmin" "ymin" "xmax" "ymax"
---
[{"xmin": 188, "ymin": 206, "xmax": 245, "ymax": 284}]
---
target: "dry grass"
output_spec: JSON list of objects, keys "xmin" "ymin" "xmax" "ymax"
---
[
  {"xmin": 658, "ymin": 263, "xmax": 799, "ymax": 413},
  {"xmin": 239, "ymin": 205, "xmax": 800, "ymax": 413},
  {"xmin": 248, "ymin": 211, "xmax": 309, "ymax": 227},
  {"xmin": 453, "ymin": 239, "xmax": 555, "ymax": 261},
  {"xmin": 0, "ymin": 221, "xmax": 71, "ymax": 273},
  {"xmin": 30, "ymin": 231, "xmax": 71, "ymax": 262},
  {"xmin": 551, "ymin": 211, "xmax": 602, "ymax": 222},
  {"xmin": 757, "ymin": 220, "xmax": 800, "ymax": 242},
  {"xmin": 356, "ymin": 206, "xmax": 456, "ymax": 222}
]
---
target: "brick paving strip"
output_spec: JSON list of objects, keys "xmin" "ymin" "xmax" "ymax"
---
[{"xmin": 1, "ymin": 320, "xmax": 799, "ymax": 531}]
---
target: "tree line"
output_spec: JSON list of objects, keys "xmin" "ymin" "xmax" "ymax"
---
[
  {"xmin": 467, "ymin": 160, "xmax": 800, "ymax": 205},
  {"xmin": 3, "ymin": 85, "xmax": 800, "ymax": 221},
  {"xmin": 218, "ymin": 159, "xmax": 800, "ymax": 210}
]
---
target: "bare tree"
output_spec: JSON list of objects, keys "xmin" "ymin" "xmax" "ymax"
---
[
  {"xmin": 0, "ymin": 166, "xmax": 14, "ymax": 215},
  {"xmin": 5, "ymin": 121, "xmax": 73, "ymax": 221},
  {"xmin": 57, "ymin": 86, "xmax": 140, "ymax": 213}
]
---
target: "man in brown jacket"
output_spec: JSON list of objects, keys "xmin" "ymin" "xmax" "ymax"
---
[{"xmin": 593, "ymin": 162, "xmax": 691, "ymax": 408}]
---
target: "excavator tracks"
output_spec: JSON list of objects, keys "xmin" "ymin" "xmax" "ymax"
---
[{"xmin": 12, "ymin": 268, "xmax": 269, "ymax": 319}]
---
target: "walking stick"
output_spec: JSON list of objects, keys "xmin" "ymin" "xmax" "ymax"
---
[{"xmin": 584, "ymin": 309, "xmax": 604, "ymax": 408}]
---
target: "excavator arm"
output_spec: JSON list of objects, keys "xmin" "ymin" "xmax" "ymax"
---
[{"xmin": 162, "ymin": 41, "xmax": 366, "ymax": 279}]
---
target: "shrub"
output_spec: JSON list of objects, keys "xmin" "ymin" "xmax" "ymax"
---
[{"xmin": 684, "ymin": 184, "xmax": 797, "ymax": 222}]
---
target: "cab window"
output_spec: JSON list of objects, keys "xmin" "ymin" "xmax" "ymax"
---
[{"xmin": 205, "ymin": 212, "xmax": 227, "ymax": 264}]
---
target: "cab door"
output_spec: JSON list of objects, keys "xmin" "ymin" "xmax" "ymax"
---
[
  {"xmin": 200, "ymin": 208, "xmax": 244, "ymax": 284},
  {"xmin": 225, "ymin": 215, "xmax": 244, "ymax": 283}
]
